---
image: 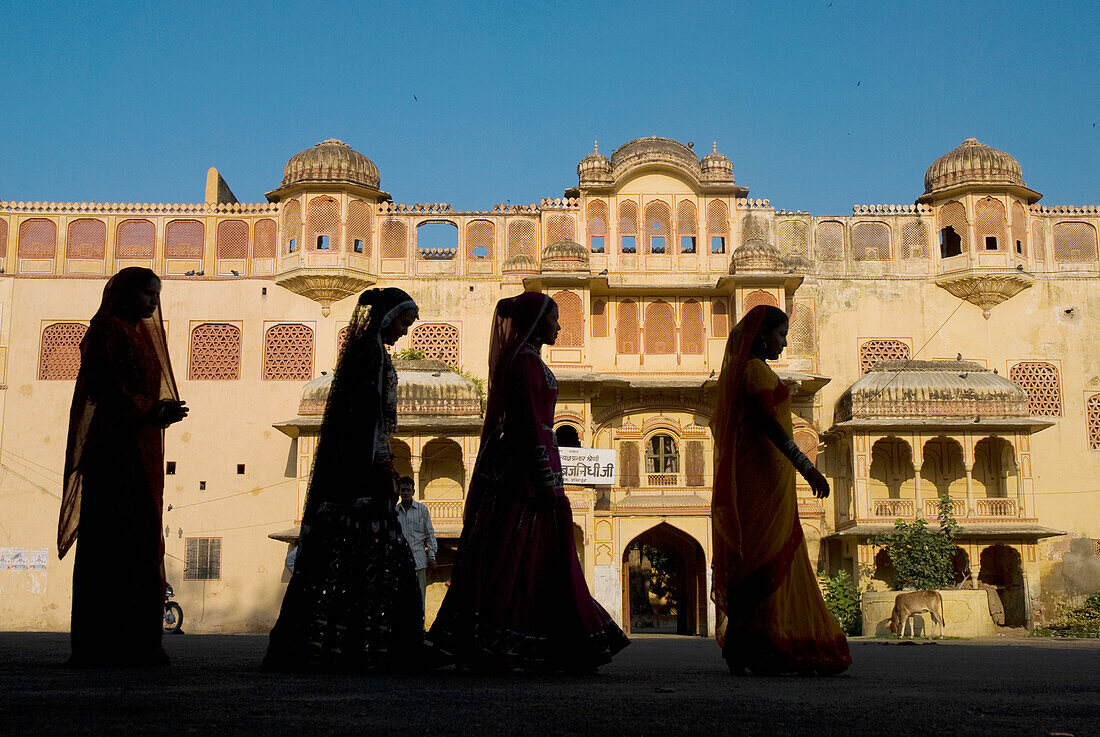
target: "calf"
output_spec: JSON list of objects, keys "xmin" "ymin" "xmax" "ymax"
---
[{"xmin": 889, "ymin": 590, "xmax": 945, "ymax": 638}]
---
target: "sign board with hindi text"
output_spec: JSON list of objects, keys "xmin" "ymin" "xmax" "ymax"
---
[{"xmin": 559, "ymin": 447, "xmax": 617, "ymax": 486}]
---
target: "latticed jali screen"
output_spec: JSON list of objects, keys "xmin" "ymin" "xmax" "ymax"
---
[
  {"xmin": 618, "ymin": 201, "xmax": 638, "ymax": 236},
  {"xmin": 711, "ymin": 298, "xmax": 729, "ymax": 337},
  {"xmin": 263, "ymin": 324, "xmax": 314, "ymax": 380},
  {"xmin": 741, "ymin": 213, "xmax": 769, "ymax": 245},
  {"xmin": 787, "ymin": 303, "xmax": 815, "ymax": 356},
  {"xmin": 1009, "ymin": 361, "xmax": 1063, "ymax": 416},
  {"xmin": 587, "ymin": 201, "xmax": 608, "ymax": 248},
  {"xmin": 591, "ymin": 299, "xmax": 608, "ymax": 337},
  {"xmin": 851, "ymin": 222, "xmax": 890, "ymax": 261},
  {"xmin": 1087, "ymin": 394, "xmax": 1100, "ymax": 451},
  {"xmin": 616, "ymin": 300, "xmax": 639, "ymax": 354},
  {"xmin": 618, "ymin": 441, "xmax": 640, "ymax": 487},
  {"xmin": 19, "ymin": 218, "xmax": 56, "ymax": 259},
  {"xmin": 306, "ymin": 196, "xmax": 340, "ymax": 250},
  {"xmin": 39, "ymin": 323, "xmax": 88, "ymax": 380},
  {"xmin": 938, "ymin": 202, "xmax": 969, "ymax": 252},
  {"xmin": 743, "ymin": 290, "xmax": 779, "ymax": 313},
  {"xmin": 681, "ymin": 300, "xmax": 703, "ymax": 354},
  {"xmin": 643, "ymin": 301, "xmax": 676, "ymax": 354},
  {"xmin": 507, "ymin": 220, "xmax": 537, "ymax": 259},
  {"xmin": 379, "ymin": 219, "xmax": 408, "ymax": 259},
  {"xmin": 553, "ymin": 291, "xmax": 583, "ymax": 347},
  {"xmin": 815, "ymin": 221, "xmax": 844, "ymax": 261},
  {"xmin": 1011, "ymin": 202, "xmax": 1027, "ymax": 254},
  {"xmin": 165, "ymin": 220, "xmax": 204, "ymax": 259},
  {"xmin": 1032, "ymin": 221, "xmax": 1047, "ymax": 265},
  {"xmin": 677, "ymin": 201, "xmax": 697, "ymax": 236},
  {"xmin": 466, "ymin": 220, "xmax": 494, "ymax": 258},
  {"xmin": 706, "ymin": 200, "xmax": 729, "ymax": 237},
  {"xmin": 282, "ymin": 201, "xmax": 301, "ymax": 253},
  {"xmin": 685, "ymin": 441, "xmax": 705, "ymax": 487},
  {"xmin": 1052, "ymin": 222, "xmax": 1099, "ymax": 263},
  {"xmin": 859, "ymin": 339, "xmax": 910, "ymax": 374},
  {"xmin": 347, "ymin": 200, "xmax": 371, "ymax": 254},
  {"xmin": 0, "ymin": 218, "xmax": 7, "ymax": 258},
  {"xmin": 410, "ymin": 323, "xmax": 460, "ymax": 366},
  {"xmin": 66, "ymin": 219, "xmax": 106, "ymax": 259},
  {"xmin": 793, "ymin": 428, "xmax": 819, "ymax": 465},
  {"xmin": 254, "ymin": 218, "xmax": 277, "ymax": 259},
  {"xmin": 216, "ymin": 220, "xmax": 248, "ymax": 260},
  {"xmin": 974, "ymin": 197, "xmax": 1008, "ymax": 248},
  {"xmin": 189, "ymin": 323, "xmax": 242, "ymax": 380},
  {"xmin": 116, "ymin": 219, "xmax": 155, "ymax": 258},
  {"xmin": 777, "ymin": 220, "xmax": 809, "ymax": 258},
  {"xmin": 547, "ymin": 214, "xmax": 575, "ymax": 245},
  {"xmin": 644, "ymin": 201, "xmax": 671, "ymax": 254},
  {"xmin": 901, "ymin": 220, "xmax": 929, "ymax": 259}
]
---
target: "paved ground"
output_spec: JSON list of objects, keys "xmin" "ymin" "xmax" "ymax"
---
[{"xmin": 1, "ymin": 632, "xmax": 1098, "ymax": 736}]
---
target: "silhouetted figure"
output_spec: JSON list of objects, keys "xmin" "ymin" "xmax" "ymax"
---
[
  {"xmin": 710, "ymin": 305, "xmax": 851, "ymax": 675},
  {"xmin": 263, "ymin": 288, "xmax": 424, "ymax": 672},
  {"xmin": 430, "ymin": 292, "xmax": 629, "ymax": 671},
  {"xmin": 59, "ymin": 267, "xmax": 188, "ymax": 667}
]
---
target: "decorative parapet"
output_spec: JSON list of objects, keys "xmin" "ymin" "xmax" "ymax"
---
[
  {"xmin": 1029, "ymin": 204, "xmax": 1100, "ymax": 215},
  {"xmin": 934, "ymin": 268, "xmax": 1034, "ymax": 319},
  {"xmin": 851, "ymin": 204, "xmax": 933, "ymax": 215},
  {"xmin": 491, "ymin": 203, "xmax": 541, "ymax": 213},
  {"xmin": 539, "ymin": 197, "xmax": 581, "ymax": 210},
  {"xmin": 735, "ymin": 198, "xmax": 772, "ymax": 210},
  {"xmin": 274, "ymin": 266, "xmax": 376, "ymax": 316},
  {"xmin": 0, "ymin": 200, "xmax": 279, "ymax": 215},
  {"xmin": 376, "ymin": 202, "xmax": 455, "ymax": 214}
]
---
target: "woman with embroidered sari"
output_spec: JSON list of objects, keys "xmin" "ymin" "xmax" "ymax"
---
[
  {"xmin": 59, "ymin": 267, "xmax": 188, "ymax": 667},
  {"xmin": 262, "ymin": 287, "xmax": 425, "ymax": 672},
  {"xmin": 710, "ymin": 304, "xmax": 851, "ymax": 675},
  {"xmin": 429, "ymin": 291, "xmax": 629, "ymax": 671}
]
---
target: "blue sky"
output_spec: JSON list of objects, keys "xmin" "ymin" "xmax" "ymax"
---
[{"xmin": 1, "ymin": 1, "xmax": 1097, "ymax": 214}]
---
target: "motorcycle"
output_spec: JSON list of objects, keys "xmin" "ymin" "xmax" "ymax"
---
[{"xmin": 163, "ymin": 583, "xmax": 184, "ymax": 634}]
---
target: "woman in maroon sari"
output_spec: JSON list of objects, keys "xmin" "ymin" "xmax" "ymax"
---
[
  {"xmin": 710, "ymin": 304, "xmax": 850, "ymax": 675},
  {"xmin": 58, "ymin": 267, "xmax": 188, "ymax": 667},
  {"xmin": 430, "ymin": 291, "xmax": 629, "ymax": 671}
]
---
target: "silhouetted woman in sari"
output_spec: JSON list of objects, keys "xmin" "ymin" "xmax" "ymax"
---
[
  {"xmin": 430, "ymin": 291, "xmax": 629, "ymax": 671},
  {"xmin": 710, "ymin": 304, "xmax": 851, "ymax": 675},
  {"xmin": 59, "ymin": 267, "xmax": 188, "ymax": 667},
  {"xmin": 263, "ymin": 287, "xmax": 424, "ymax": 672}
]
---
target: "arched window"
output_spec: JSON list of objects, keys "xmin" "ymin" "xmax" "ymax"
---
[
  {"xmin": 816, "ymin": 220, "xmax": 844, "ymax": 261},
  {"xmin": 616, "ymin": 299, "xmax": 639, "ymax": 354},
  {"xmin": 777, "ymin": 220, "xmax": 809, "ymax": 258},
  {"xmin": 677, "ymin": 201, "xmax": 697, "ymax": 254},
  {"xmin": 555, "ymin": 424, "xmax": 581, "ymax": 448},
  {"xmin": 975, "ymin": 197, "xmax": 1008, "ymax": 251},
  {"xmin": 39, "ymin": 323, "xmax": 87, "ymax": 380},
  {"xmin": 281, "ymin": 200, "xmax": 302, "ymax": 254},
  {"xmin": 410, "ymin": 323, "xmax": 460, "ymax": 366},
  {"xmin": 681, "ymin": 299, "xmax": 703, "ymax": 354},
  {"xmin": 618, "ymin": 201, "xmax": 638, "ymax": 254},
  {"xmin": 0, "ymin": 218, "xmax": 7, "ymax": 258},
  {"xmin": 706, "ymin": 200, "xmax": 728, "ymax": 253},
  {"xmin": 685, "ymin": 440, "xmax": 705, "ymax": 487},
  {"xmin": 306, "ymin": 196, "xmax": 340, "ymax": 251},
  {"xmin": 553, "ymin": 290, "xmax": 583, "ymax": 347},
  {"xmin": 1031, "ymin": 221, "xmax": 1047, "ymax": 266},
  {"xmin": 67, "ymin": 218, "xmax": 105, "ymax": 259},
  {"xmin": 787, "ymin": 303, "xmax": 815, "ymax": 356},
  {"xmin": 1087, "ymin": 394, "xmax": 1100, "ymax": 450},
  {"xmin": 165, "ymin": 219, "xmax": 204, "ymax": 259},
  {"xmin": 18, "ymin": 218, "xmax": 56, "ymax": 259},
  {"xmin": 743, "ymin": 290, "xmax": 779, "ymax": 313},
  {"xmin": 116, "ymin": 219, "xmax": 155, "ymax": 258},
  {"xmin": 591, "ymin": 299, "xmax": 608, "ymax": 338},
  {"xmin": 1010, "ymin": 202, "xmax": 1027, "ymax": 256},
  {"xmin": 644, "ymin": 201, "xmax": 671, "ymax": 255},
  {"xmin": 586, "ymin": 200, "xmax": 608, "ymax": 254},
  {"xmin": 901, "ymin": 220, "xmax": 929, "ymax": 260},
  {"xmin": 711, "ymin": 298, "xmax": 729, "ymax": 337},
  {"xmin": 379, "ymin": 219, "xmax": 408, "ymax": 259},
  {"xmin": 189, "ymin": 323, "xmax": 241, "ymax": 380},
  {"xmin": 336, "ymin": 325, "xmax": 351, "ymax": 360},
  {"xmin": 466, "ymin": 219, "xmax": 494, "ymax": 259},
  {"xmin": 860, "ymin": 339, "xmax": 911, "ymax": 375},
  {"xmin": 254, "ymin": 218, "xmax": 276, "ymax": 259},
  {"xmin": 347, "ymin": 200, "xmax": 371, "ymax": 255},
  {"xmin": 1052, "ymin": 222, "xmax": 1099, "ymax": 263},
  {"xmin": 263, "ymin": 324, "xmax": 314, "ymax": 380},
  {"xmin": 852, "ymin": 222, "xmax": 890, "ymax": 261},
  {"xmin": 645, "ymin": 434, "xmax": 679, "ymax": 474},
  {"xmin": 1009, "ymin": 361, "xmax": 1063, "ymax": 416},
  {"xmin": 419, "ymin": 438, "xmax": 465, "ymax": 499},
  {"xmin": 547, "ymin": 214, "xmax": 575, "ymax": 244},
  {"xmin": 216, "ymin": 220, "xmax": 248, "ymax": 260},
  {"xmin": 938, "ymin": 201, "xmax": 968, "ymax": 257},
  {"xmin": 507, "ymin": 220, "xmax": 537, "ymax": 259},
  {"xmin": 643, "ymin": 300, "xmax": 675, "ymax": 354}
]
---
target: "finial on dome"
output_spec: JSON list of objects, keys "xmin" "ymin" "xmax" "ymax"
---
[
  {"xmin": 594, "ymin": 140, "xmax": 599, "ymax": 154},
  {"xmin": 713, "ymin": 141, "xmax": 718, "ymax": 154}
]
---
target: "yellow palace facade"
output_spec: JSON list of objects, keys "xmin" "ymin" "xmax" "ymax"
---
[{"xmin": 1, "ymin": 136, "xmax": 1098, "ymax": 634}]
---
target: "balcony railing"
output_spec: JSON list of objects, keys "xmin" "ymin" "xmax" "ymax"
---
[
  {"xmin": 975, "ymin": 498, "xmax": 1018, "ymax": 517},
  {"xmin": 423, "ymin": 500, "xmax": 465, "ymax": 526},
  {"xmin": 922, "ymin": 498, "xmax": 967, "ymax": 518},
  {"xmin": 872, "ymin": 499, "xmax": 915, "ymax": 518},
  {"xmin": 647, "ymin": 473, "xmax": 679, "ymax": 487}
]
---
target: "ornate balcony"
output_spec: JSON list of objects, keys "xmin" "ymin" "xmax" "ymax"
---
[
  {"xmin": 872, "ymin": 499, "xmax": 915, "ymax": 518},
  {"xmin": 922, "ymin": 498, "xmax": 967, "ymax": 518},
  {"xmin": 976, "ymin": 498, "xmax": 1018, "ymax": 517}
]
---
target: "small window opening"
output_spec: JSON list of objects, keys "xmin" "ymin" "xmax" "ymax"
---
[
  {"xmin": 1015, "ymin": 240, "xmax": 1023, "ymax": 254},
  {"xmin": 471, "ymin": 246, "xmax": 489, "ymax": 258},
  {"xmin": 317, "ymin": 235, "xmax": 330, "ymax": 250},
  {"xmin": 555, "ymin": 424, "xmax": 581, "ymax": 448},
  {"xmin": 590, "ymin": 235, "xmax": 605, "ymax": 253},
  {"xmin": 236, "ymin": 464, "xmax": 245, "ymax": 475},
  {"xmin": 621, "ymin": 235, "xmax": 637, "ymax": 254},
  {"xmin": 199, "ymin": 480, "xmax": 206, "ymax": 491},
  {"xmin": 166, "ymin": 461, "xmax": 176, "ymax": 475},
  {"xmin": 288, "ymin": 238, "xmax": 296, "ymax": 253},
  {"xmin": 650, "ymin": 236, "xmax": 665, "ymax": 254},
  {"xmin": 710, "ymin": 236, "xmax": 726, "ymax": 254},
  {"xmin": 985, "ymin": 236, "xmax": 998, "ymax": 251},
  {"xmin": 938, "ymin": 227, "xmax": 962, "ymax": 258},
  {"xmin": 353, "ymin": 239, "xmax": 364, "ymax": 253},
  {"xmin": 680, "ymin": 235, "xmax": 697, "ymax": 254}
]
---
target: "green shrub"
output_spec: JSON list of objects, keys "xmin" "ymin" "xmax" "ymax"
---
[
  {"xmin": 392, "ymin": 348, "xmax": 426, "ymax": 361},
  {"xmin": 820, "ymin": 570, "xmax": 863, "ymax": 636},
  {"xmin": 1045, "ymin": 593, "xmax": 1100, "ymax": 637},
  {"xmin": 870, "ymin": 496, "xmax": 959, "ymax": 591}
]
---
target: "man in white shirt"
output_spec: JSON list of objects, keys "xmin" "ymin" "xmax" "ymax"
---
[{"xmin": 395, "ymin": 476, "xmax": 437, "ymax": 610}]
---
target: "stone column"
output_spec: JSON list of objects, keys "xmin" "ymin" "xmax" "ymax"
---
[{"xmin": 964, "ymin": 463, "xmax": 975, "ymax": 517}]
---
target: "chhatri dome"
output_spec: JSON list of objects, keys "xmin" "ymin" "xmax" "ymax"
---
[
  {"xmin": 923, "ymin": 138, "xmax": 1025, "ymax": 196},
  {"xmin": 281, "ymin": 139, "xmax": 381, "ymax": 189}
]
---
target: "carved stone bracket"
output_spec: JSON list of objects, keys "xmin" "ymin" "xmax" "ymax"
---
[
  {"xmin": 275, "ymin": 266, "xmax": 377, "ymax": 316},
  {"xmin": 934, "ymin": 269, "xmax": 1034, "ymax": 319}
]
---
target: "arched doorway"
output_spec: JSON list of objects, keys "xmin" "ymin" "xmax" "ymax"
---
[
  {"xmin": 979, "ymin": 544, "xmax": 1026, "ymax": 626},
  {"xmin": 621, "ymin": 523, "xmax": 707, "ymax": 636},
  {"xmin": 556, "ymin": 424, "xmax": 581, "ymax": 448}
]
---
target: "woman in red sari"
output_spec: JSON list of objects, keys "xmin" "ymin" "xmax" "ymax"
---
[
  {"xmin": 429, "ymin": 291, "xmax": 629, "ymax": 671},
  {"xmin": 710, "ymin": 304, "xmax": 850, "ymax": 675},
  {"xmin": 58, "ymin": 267, "xmax": 188, "ymax": 667}
]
